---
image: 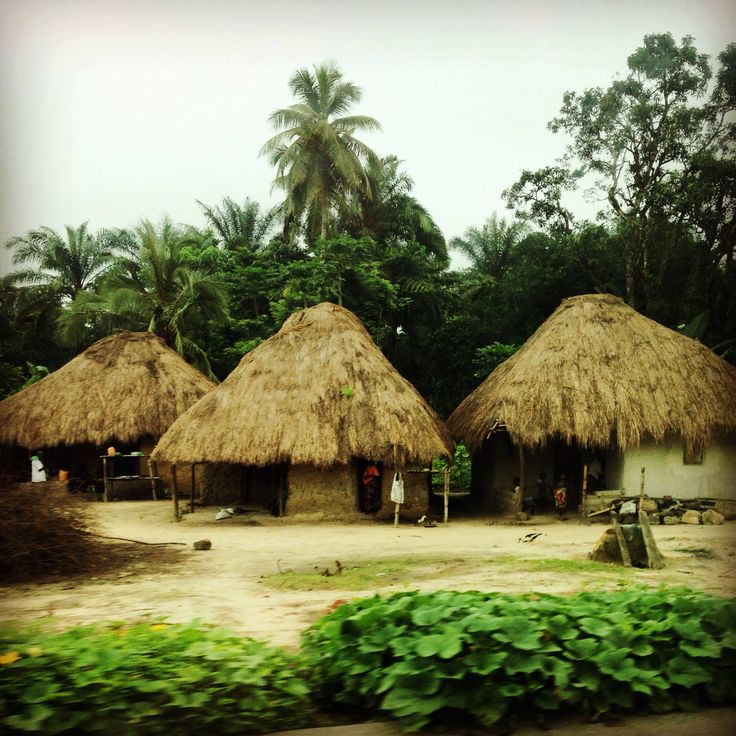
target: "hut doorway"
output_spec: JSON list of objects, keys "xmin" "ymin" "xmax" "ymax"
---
[
  {"xmin": 551, "ymin": 440, "xmax": 583, "ymax": 509},
  {"xmin": 356, "ymin": 459, "xmax": 383, "ymax": 514},
  {"xmin": 245, "ymin": 464, "xmax": 288, "ymax": 516}
]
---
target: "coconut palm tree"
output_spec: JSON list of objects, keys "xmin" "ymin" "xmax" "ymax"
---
[
  {"xmin": 260, "ymin": 61, "xmax": 381, "ymax": 244},
  {"xmin": 5, "ymin": 223, "xmax": 115, "ymax": 299}
]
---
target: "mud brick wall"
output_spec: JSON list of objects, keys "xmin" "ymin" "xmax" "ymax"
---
[
  {"xmin": 374, "ymin": 468, "xmax": 430, "ymax": 521},
  {"xmin": 287, "ymin": 463, "xmax": 356, "ymax": 515}
]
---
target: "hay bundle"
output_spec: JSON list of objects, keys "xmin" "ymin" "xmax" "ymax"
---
[
  {"xmin": 153, "ymin": 302, "xmax": 453, "ymax": 468},
  {"xmin": 0, "ymin": 484, "xmax": 101, "ymax": 581},
  {"xmin": 0, "ymin": 332, "xmax": 215, "ymax": 448},
  {"xmin": 449, "ymin": 294, "xmax": 736, "ymax": 451}
]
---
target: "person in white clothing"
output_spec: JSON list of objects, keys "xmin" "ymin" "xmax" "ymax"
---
[{"xmin": 31, "ymin": 452, "xmax": 46, "ymax": 482}]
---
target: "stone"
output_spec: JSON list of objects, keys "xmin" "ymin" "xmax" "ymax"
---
[
  {"xmin": 702, "ymin": 509, "xmax": 725, "ymax": 525},
  {"xmin": 193, "ymin": 539, "xmax": 212, "ymax": 550},
  {"xmin": 681, "ymin": 510, "xmax": 702, "ymax": 525},
  {"xmin": 663, "ymin": 516, "xmax": 680, "ymax": 525}
]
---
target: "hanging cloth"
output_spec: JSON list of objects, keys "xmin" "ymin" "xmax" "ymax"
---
[{"xmin": 390, "ymin": 473, "xmax": 405, "ymax": 504}]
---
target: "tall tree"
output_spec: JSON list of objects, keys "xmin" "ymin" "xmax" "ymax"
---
[
  {"xmin": 505, "ymin": 34, "xmax": 735, "ymax": 312},
  {"xmin": 58, "ymin": 220, "xmax": 227, "ymax": 376},
  {"xmin": 197, "ymin": 196, "xmax": 276, "ymax": 254},
  {"xmin": 350, "ymin": 155, "xmax": 448, "ymax": 263},
  {"xmin": 5, "ymin": 223, "xmax": 115, "ymax": 299},
  {"xmin": 260, "ymin": 61, "xmax": 381, "ymax": 244}
]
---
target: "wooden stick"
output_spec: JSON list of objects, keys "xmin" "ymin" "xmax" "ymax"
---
[
  {"xmin": 638, "ymin": 508, "xmax": 665, "ymax": 569},
  {"xmin": 172, "ymin": 464, "xmax": 180, "ymax": 521},
  {"xmin": 443, "ymin": 466, "xmax": 450, "ymax": 524},
  {"xmin": 587, "ymin": 505, "xmax": 615, "ymax": 518},
  {"xmin": 103, "ymin": 456, "xmax": 109, "ymax": 502},
  {"xmin": 580, "ymin": 463, "xmax": 588, "ymax": 521},
  {"xmin": 517, "ymin": 446, "xmax": 525, "ymax": 516},
  {"xmin": 190, "ymin": 463, "xmax": 196, "ymax": 513},
  {"xmin": 394, "ymin": 502, "xmax": 400, "ymax": 528},
  {"xmin": 148, "ymin": 458, "xmax": 158, "ymax": 501},
  {"xmin": 611, "ymin": 514, "xmax": 632, "ymax": 567},
  {"xmin": 639, "ymin": 466, "xmax": 645, "ymax": 499}
]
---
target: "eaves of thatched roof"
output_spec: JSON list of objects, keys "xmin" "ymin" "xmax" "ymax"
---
[
  {"xmin": 0, "ymin": 332, "xmax": 215, "ymax": 449},
  {"xmin": 152, "ymin": 302, "xmax": 453, "ymax": 468},
  {"xmin": 448, "ymin": 294, "xmax": 736, "ymax": 452}
]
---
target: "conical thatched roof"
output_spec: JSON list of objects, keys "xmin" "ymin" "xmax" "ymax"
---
[
  {"xmin": 448, "ymin": 294, "xmax": 736, "ymax": 452},
  {"xmin": 152, "ymin": 302, "xmax": 453, "ymax": 467},
  {"xmin": 0, "ymin": 332, "xmax": 215, "ymax": 449}
]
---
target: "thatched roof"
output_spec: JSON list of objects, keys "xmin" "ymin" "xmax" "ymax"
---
[
  {"xmin": 448, "ymin": 294, "xmax": 736, "ymax": 452},
  {"xmin": 152, "ymin": 302, "xmax": 453, "ymax": 467},
  {"xmin": 0, "ymin": 332, "xmax": 215, "ymax": 449}
]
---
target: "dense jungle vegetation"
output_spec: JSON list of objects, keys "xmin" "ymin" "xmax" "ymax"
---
[{"xmin": 1, "ymin": 33, "xmax": 734, "ymax": 417}]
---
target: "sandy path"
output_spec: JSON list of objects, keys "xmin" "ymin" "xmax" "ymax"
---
[{"xmin": 1, "ymin": 501, "xmax": 734, "ymax": 647}]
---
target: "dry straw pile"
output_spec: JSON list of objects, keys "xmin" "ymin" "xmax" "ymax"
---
[
  {"xmin": 449, "ymin": 294, "xmax": 736, "ymax": 451},
  {"xmin": 153, "ymin": 302, "xmax": 453, "ymax": 468},
  {"xmin": 0, "ymin": 332, "xmax": 214, "ymax": 449}
]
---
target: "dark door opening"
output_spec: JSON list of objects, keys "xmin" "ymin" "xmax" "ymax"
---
[{"xmin": 356, "ymin": 459, "xmax": 383, "ymax": 514}]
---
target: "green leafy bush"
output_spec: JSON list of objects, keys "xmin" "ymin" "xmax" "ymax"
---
[
  {"xmin": 432, "ymin": 443, "xmax": 472, "ymax": 492},
  {"xmin": 302, "ymin": 588, "xmax": 736, "ymax": 731},
  {"xmin": 0, "ymin": 622, "xmax": 313, "ymax": 735}
]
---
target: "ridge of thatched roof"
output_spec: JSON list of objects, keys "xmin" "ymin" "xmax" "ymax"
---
[
  {"xmin": 152, "ymin": 302, "xmax": 453, "ymax": 467},
  {"xmin": 448, "ymin": 294, "xmax": 736, "ymax": 452},
  {"xmin": 0, "ymin": 332, "xmax": 215, "ymax": 449}
]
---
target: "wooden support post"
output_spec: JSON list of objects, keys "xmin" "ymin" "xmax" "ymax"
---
[
  {"xmin": 148, "ymin": 458, "xmax": 158, "ymax": 500},
  {"xmin": 443, "ymin": 466, "xmax": 450, "ymax": 524},
  {"xmin": 190, "ymin": 463, "xmax": 196, "ymax": 513},
  {"xmin": 103, "ymin": 456, "xmax": 109, "ymax": 502},
  {"xmin": 638, "ymin": 508, "xmax": 665, "ymax": 570},
  {"xmin": 172, "ymin": 464, "xmax": 180, "ymax": 521},
  {"xmin": 394, "ymin": 502, "xmax": 400, "ymax": 528},
  {"xmin": 639, "ymin": 466, "xmax": 646, "ymax": 499},
  {"xmin": 580, "ymin": 463, "xmax": 588, "ymax": 521},
  {"xmin": 517, "ymin": 446, "xmax": 525, "ymax": 516},
  {"xmin": 611, "ymin": 513, "xmax": 632, "ymax": 567}
]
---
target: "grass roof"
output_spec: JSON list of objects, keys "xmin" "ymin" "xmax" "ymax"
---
[
  {"xmin": 0, "ymin": 332, "xmax": 214, "ymax": 449},
  {"xmin": 448, "ymin": 294, "xmax": 736, "ymax": 451},
  {"xmin": 152, "ymin": 302, "xmax": 453, "ymax": 467}
]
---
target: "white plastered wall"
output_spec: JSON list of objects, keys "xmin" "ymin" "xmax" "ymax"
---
[{"xmin": 614, "ymin": 434, "xmax": 736, "ymax": 499}]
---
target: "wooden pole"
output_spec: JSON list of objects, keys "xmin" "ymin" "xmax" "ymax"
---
[
  {"xmin": 517, "ymin": 446, "xmax": 525, "ymax": 516},
  {"xmin": 172, "ymin": 464, "xmax": 180, "ymax": 521},
  {"xmin": 393, "ymin": 502, "xmax": 400, "ymax": 527},
  {"xmin": 638, "ymin": 508, "xmax": 665, "ymax": 569},
  {"xmin": 443, "ymin": 466, "xmax": 450, "ymax": 524},
  {"xmin": 190, "ymin": 463, "xmax": 196, "ymax": 513},
  {"xmin": 639, "ymin": 466, "xmax": 646, "ymax": 499},
  {"xmin": 148, "ymin": 458, "xmax": 158, "ymax": 501},
  {"xmin": 611, "ymin": 513, "xmax": 632, "ymax": 567},
  {"xmin": 103, "ymin": 456, "xmax": 109, "ymax": 502},
  {"xmin": 580, "ymin": 463, "xmax": 588, "ymax": 521}
]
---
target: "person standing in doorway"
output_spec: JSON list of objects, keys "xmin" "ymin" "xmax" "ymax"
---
[{"xmin": 554, "ymin": 475, "xmax": 568, "ymax": 520}]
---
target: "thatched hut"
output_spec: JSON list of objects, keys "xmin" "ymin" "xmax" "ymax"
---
[
  {"xmin": 0, "ymin": 332, "xmax": 215, "ymax": 494},
  {"xmin": 448, "ymin": 294, "xmax": 736, "ymax": 511},
  {"xmin": 152, "ymin": 302, "xmax": 453, "ymax": 519}
]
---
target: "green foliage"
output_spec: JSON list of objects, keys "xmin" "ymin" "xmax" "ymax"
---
[
  {"xmin": 301, "ymin": 587, "xmax": 736, "ymax": 732},
  {"xmin": 19, "ymin": 363, "xmax": 49, "ymax": 390},
  {"xmin": 0, "ymin": 622, "xmax": 313, "ymax": 735},
  {"xmin": 432, "ymin": 443, "xmax": 471, "ymax": 492},
  {"xmin": 473, "ymin": 342, "xmax": 519, "ymax": 378}
]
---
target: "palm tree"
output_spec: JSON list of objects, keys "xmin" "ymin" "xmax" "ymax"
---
[
  {"xmin": 450, "ymin": 214, "xmax": 528, "ymax": 281},
  {"xmin": 5, "ymin": 223, "xmax": 115, "ymax": 299},
  {"xmin": 58, "ymin": 220, "xmax": 227, "ymax": 376},
  {"xmin": 260, "ymin": 61, "xmax": 382, "ymax": 244},
  {"xmin": 197, "ymin": 196, "xmax": 276, "ymax": 253},
  {"xmin": 353, "ymin": 155, "xmax": 448, "ymax": 263}
]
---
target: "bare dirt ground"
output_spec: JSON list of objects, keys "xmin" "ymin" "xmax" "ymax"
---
[{"xmin": 1, "ymin": 501, "xmax": 735, "ymax": 648}]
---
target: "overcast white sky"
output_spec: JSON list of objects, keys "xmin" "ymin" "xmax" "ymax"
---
[{"xmin": 1, "ymin": 0, "xmax": 734, "ymax": 274}]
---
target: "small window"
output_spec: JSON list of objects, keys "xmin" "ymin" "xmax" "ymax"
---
[{"xmin": 683, "ymin": 440, "xmax": 704, "ymax": 465}]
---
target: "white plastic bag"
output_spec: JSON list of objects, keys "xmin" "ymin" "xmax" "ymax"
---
[{"xmin": 390, "ymin": 473, "xmax": 405, "ymax": 504}]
